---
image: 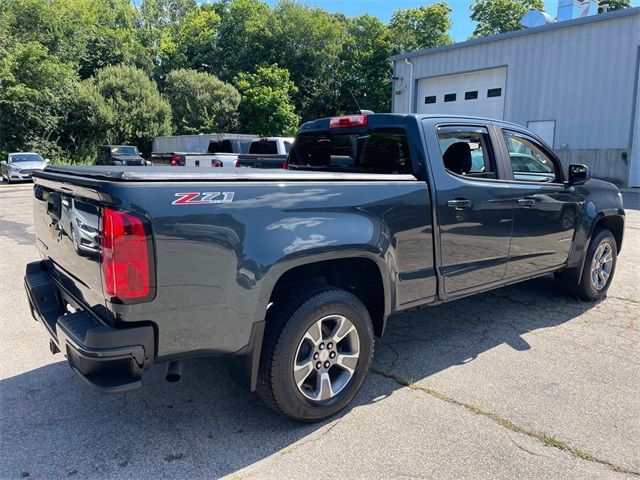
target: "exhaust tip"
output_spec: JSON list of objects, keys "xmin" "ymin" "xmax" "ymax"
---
[{"xmin": 165, "ymin": 360, "xmax": 183, "ymax": 383}]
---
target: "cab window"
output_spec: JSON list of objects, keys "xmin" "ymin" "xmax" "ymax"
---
[
  {"xmin": 288, "ymin": 128, "xmax": 411, "ymax": 174},
  {"xmin": 503, "ymin": 131, "xmax": 560, "ymax": 183},
  {"xmin": 436, "ymin": 126, "xmax": 497, "ymax": 179}
]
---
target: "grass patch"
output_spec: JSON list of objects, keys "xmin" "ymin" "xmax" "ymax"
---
[
  {"xmin": 369, "ymin": 368, "xmax": 624, "ymax": 471},
  {"xmin": 544, "ymin": 435, "xmax": 568, "ymax": 450}
]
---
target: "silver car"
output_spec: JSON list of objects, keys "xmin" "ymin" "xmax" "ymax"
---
[{"xmin": 1, "ymin": 152, "xmax": 48, "ymax": 183}]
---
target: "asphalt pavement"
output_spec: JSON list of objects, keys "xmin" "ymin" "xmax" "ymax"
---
[{"xmin": 1, "ymin": 182, "xmax": 638, "ymax": 479}]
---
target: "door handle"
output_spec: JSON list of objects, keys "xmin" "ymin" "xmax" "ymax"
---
[
  {"xmin": 517, "ymin": 197, "xmax": 536, "ymax": 207},
  {"xmin": 447, "ymin": 199, "xmax": 473, "ymax": 209}
]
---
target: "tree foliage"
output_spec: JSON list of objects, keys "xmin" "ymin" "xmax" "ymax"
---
[
  {"xmin": 389, "ymin": 3, "xmax": 453, "ymax": 53},
  {"xmin": 470, "ymin": 0, "xmax": 544, "ymax": 37},
  {"xmin": 0, "ymin": 41, "xmax": 77, "ymax": 158},
  {"xmin": 165, "ymin": 69, "xmax": 240, "ymax": 134},
  {"xmin": 159, "ymin": 4, "xmax": 221, "ymax": 75},
  {"xmin": 338, "ymin": 14, "xmax": 394, "ymax": 113},
  {"xmin": 235, "ymin": 65, "xmax": 300, "ymax": 136},
  {"xmin": 599, "ymin": 0, "xmax": 630, "ymax": 12},
  {"xmin": 85, "ymin": 65, "xmax": 172, "ymax": 152}
]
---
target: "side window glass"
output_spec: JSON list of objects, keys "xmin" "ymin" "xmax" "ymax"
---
[
  {"xmin": 503, "ymin": 131, "xmax": 559, "ymax": 182},
  {"xmin": 436, "ymin": 126, "xmax": 497, "ymax": 179}
]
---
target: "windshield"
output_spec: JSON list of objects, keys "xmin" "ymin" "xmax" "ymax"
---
[
  {"xmin": 288, "ymin": 128, "xmax": 411, "ymax": 174},
  {"xmin": 11, "ymin": 153, "xmax": 43, "ymax": 163},
  {"xmin": 111, "ymin": 146, "xmax": 139, "ymax": 155}
]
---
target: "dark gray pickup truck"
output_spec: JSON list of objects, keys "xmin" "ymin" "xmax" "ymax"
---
[{"xmin": 25, "ymin": 114, "xmax": 624, "ymax": 421}]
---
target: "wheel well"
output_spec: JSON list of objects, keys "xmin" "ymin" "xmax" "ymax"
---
[
  {"xmin": 269, "ymin": 258, "xmax": 386, "ymax": 337},
  {"xmin": 593, "ymin": 215, "xmax": 624, "ymax": 253}
]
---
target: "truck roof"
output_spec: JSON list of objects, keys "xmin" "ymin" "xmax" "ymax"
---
[{"xmin": 300, "ymin": 113, "xmax": 525, "ymax": 132}]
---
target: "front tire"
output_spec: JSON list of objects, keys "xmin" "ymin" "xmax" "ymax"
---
[
  {"xmin": 557, "ymin": 229, "xmax": 617, "ymax": 301},
  {"xmin": 257, "ymin": 285, "xmax": 374, "ymax": 422},
  {"xmin": 577, "ymin": 229, "xmax": 617, "ymax": 301}
]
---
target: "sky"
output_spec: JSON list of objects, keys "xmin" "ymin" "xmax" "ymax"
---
[{"xmin": 264, "ymin": 0, "xmax": 639, "ymax": 41}]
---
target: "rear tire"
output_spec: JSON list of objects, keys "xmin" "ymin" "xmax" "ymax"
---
[{"xmin": 257, "ymin": 285, "xmax": 374, "ymax": 422}]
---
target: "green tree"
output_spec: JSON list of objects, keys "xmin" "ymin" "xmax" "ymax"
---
[
  {"xmin": 269, "ymin": 1, "xmax": 347, "ymax": 119},
  {"xmin": 137, "ymin": 0, "xmax": 197, "ymax": 76},
  {"xmin": 214, "ymin": 0, "xmax": 274, "ymax": 81},
  {"xmin": 88, "ymin": 65, "xmax": 172, "ymax": 151},
  {"xmin": 338, "ymin": 15, "xmax": 394, "ymax": 114},
  {"xmin": 470, "ymin": 0, "xmax": 544, "ymax": 37},
  {"xmin": 164, "ymin": 69, "xmax": 240, "ymax": 134},
  {"xmin": 389, "ymin": 3, "xmax": 453, "ymax": 54},
  {"xmin": 234, "ymin": 65, "xmax": 300, "ymax": 136},
  {"xmin": 60, "ymin": 81, "xmax": 113, "ymax": 160},
  {"xmin": 0, "ymin": 0, "xmax": 147, "ymax": 79},
  {"xmin": 159, "ymin": 4, "xmax": 221, "ymax": 75},
  {"xmin": 0, "ymin": 41, "xmax": 78, "ymax": 159},
  {"xmin": 599, "ymin": 0, "xmax": 630, "ymax": 12}
]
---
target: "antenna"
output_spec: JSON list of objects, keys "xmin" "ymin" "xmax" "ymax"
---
[{"xmin": 347, "ymin": 88, "xmax": 362, "ymax": 113}]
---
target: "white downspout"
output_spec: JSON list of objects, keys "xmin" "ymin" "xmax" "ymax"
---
[{"xmin": 404, "ymin": 57, "xmax": 414, "ymax": 113}]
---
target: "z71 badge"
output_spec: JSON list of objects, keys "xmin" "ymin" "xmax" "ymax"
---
[{"xmin": 172, "ymin": 192, "xmax": 235, "ymax": 205}]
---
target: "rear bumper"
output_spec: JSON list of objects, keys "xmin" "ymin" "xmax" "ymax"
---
[{"xmin": 24, "ymin": 261, "xmax": 155, "ymax": 393}]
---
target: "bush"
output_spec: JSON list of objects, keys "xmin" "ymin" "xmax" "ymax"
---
[{"xmin": 164, "ymin": 69, "xmax": 240, "ymax": 134}]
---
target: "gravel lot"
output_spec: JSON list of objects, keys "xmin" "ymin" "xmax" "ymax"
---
[{"xmin": 1, "ymin": 182, "xmax": 638, "ymax": 479}]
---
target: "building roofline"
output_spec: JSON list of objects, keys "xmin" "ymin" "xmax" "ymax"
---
[{"xmin": 391, "ymin": 6, "xmax": 640, "ymax": 61}]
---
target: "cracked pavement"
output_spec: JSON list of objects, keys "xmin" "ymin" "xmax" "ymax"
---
[{"xmin": 1, "ymin": 183, "xmax": 638, "ymax": 479}]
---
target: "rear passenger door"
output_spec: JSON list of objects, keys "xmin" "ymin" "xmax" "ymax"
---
[
  {"xmin": 496, "ymin": 129, "xmax": 581, "ymax": 277},
  {"xmin": 424, "ymin": 120, "xmax": 513, "ymax": 296}
]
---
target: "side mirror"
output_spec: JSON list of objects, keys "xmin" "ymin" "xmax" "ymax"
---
[
  {"xmin": 0, "ymin": 160, "xmax": 6, "ymax": 166},
  {"xmin": 568, "ymin": 164, "xmax": 590, "ymax": 185},
  {"xmin": 45, "ymin": 158, "xmax": 50, "ymax": 164}
]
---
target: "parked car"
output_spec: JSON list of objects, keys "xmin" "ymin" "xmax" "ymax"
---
[
  {"xmin": 152, "ymin": 133, "xmax": 259, "ymax": 163},
  {"xmin": 25, "ymin": 113, "xmax": 624, "ymax": 422},
  {"xmin": 60, "ymin": 197, "xmax": 99, "ymax": 255},
  {"xmin": 95, "ymin": 145, "xmax": 149, "ymax": 166},
  {"xmin": 159, "ymin": 137, "xmax": 294, "ymax": 168},
  {"xmin": 1, "ymin": 152, "xmax": 48, "ymax": 183}
]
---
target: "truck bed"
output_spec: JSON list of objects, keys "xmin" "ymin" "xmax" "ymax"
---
[{"xmin": 36, "ymin": 165, "xmax": 417, "ymax": 182}]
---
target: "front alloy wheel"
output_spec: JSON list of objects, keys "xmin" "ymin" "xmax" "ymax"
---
[
  {"xmin": 573, "ymin": 229, "xmax": 618, "ymax": 301},
  {"xmin": 590, "ymin": 241, "xmax": 613, "ymax": 291}
]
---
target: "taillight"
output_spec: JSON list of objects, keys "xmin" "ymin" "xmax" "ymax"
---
[
  {"xmin": 329, "ymin": 115, "xmax": 367, "ymax": 128},
  {"xmin": 170, "ymin": 154, "xmax": 181, "ymax": 166},
  {"xmin": 211, "ymin": 159, "xmax": 223, "ymax": 167},
  {"xmin": 235, "ymin": 159, "xmax": 241, "ymax": 168},
  {"xmin": 281, "ymin": 160, "xmax": 288, "ymax": 169},
  {"xmin": 100, "ymin": 208, "xmax": 154, "ymax": 303}
]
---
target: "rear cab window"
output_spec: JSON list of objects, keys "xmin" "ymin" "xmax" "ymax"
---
[
  {"xmin": 436, "ymin": 126, "xmax": 497, "ymax": 179},
  {"xmin": 249, "ymin": 140, "xmax": 278, "ymax": 155},
  {"xmin": 288, "ymin": 128, "xmax": 412, "ymax": 174}
]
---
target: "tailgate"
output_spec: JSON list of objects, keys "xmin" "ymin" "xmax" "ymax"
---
[{"xmin": 32, "ymin": 179, "xmax": 104, "ymax": 309}]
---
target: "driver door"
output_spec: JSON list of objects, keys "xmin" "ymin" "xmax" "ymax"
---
[{"xmin": 498, "ymin": 129, "xmax": 582, "ymax": 277}]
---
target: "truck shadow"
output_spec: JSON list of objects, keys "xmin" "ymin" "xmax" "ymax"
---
[{"xmin": 0, "ymin": 275, "xmax": 599, "ymax": 479}]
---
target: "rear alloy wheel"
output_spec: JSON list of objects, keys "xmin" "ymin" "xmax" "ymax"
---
[
  {"xmin": 294, "ymin": 314, "xmax": 360, "ymax": 402},
  {"xmin": 257, "ymin": 285, "xmax": 374, "ymax": 422}
]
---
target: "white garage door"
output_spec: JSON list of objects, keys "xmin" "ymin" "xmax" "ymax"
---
[{"xmin": 417, "ymin": 67, "xmax": 507, "ymax": 119}]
